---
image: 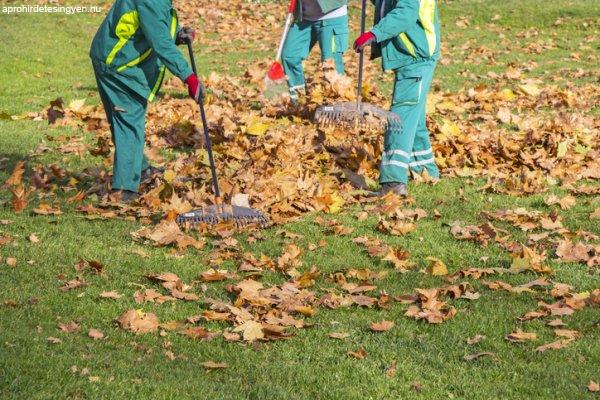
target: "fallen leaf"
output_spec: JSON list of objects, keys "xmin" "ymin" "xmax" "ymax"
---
[
  {"xmin": 467, "ymin": 334, "xmax": 486, "ymax": 345},
  {"xmin": 99, "ymin": 291, "xmax": 122, "ymax": 300},
  {"xmin": 88, "ymin": 328, "xmax": 104, "ymax": 340},
  {"xmin": 58, "ymin": 321, "xmax": 80, "ymax": 333},
  {"xmin": 535, "ymin": 339, "xmax": 573, "ymax": 352},
  {"xmin": 202, "ymin": 361, "xmax": 228, "ymax": 370},
  {"xmin": 116, "ymin": 309, "xmax": 159, "ymax": 334},
  {"xmin": 588, "ymin": 381, "xmax": 599, "ymax": 392},
  {"xmin": 505, "ymin": 329, "xmax": 537, "ymax": 342},
  {"xmin": 426, "ymin": 257, "xmax": 448, "ymax": 276},
  {"xmin": 370, "ymin": 320, "xmax": 395, "ymax": 332},
  {"xmin": 347, "ymin": 347, "xmax": 367, "ymax": 359},
  {"xmin": 329, "ymin": 332, "xmax": 350, "ymax": 340},
  {"xmin": 463, "ymin": 352, "xmax": 497, "ymax": 362}
]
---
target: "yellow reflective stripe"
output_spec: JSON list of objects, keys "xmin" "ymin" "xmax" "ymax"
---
[
  {"xmin": 106, "ymin": 10, "xmax": 139, "ymax": 65},
  {"xmin": 148, "ymin": 66, "xmax": 166, "ymax": 102},
  {"xmin": 170, "ymin": 11, "xmax": 177, "ymax": 38},
  {"xmin": 419, "ymin": 0, "xmax": 437, "ymax": 56},
  {"xmin": 116, "ymin": 48, "xmax": 153, "ymax": 72},
  {"xmin": 399, "ymin": 33, "xmax": 416, "ymax": 57},
  {"xmin": 331, "ymin": 36, "xmax": 336, "ymax": 53}
]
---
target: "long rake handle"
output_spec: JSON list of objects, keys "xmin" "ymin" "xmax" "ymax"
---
[
  {"xmin": 356, "ymin": 0, "xmax": 368, "ymax": 111},
  {"xmin": 275, "ymin": 0, "xmax": 297, "ymax": 61},
  {"xmin": 186, "ymin": 41, "xmax": 221, "ymax": 199}
]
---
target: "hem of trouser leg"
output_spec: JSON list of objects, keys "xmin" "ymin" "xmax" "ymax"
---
[
  {"xmin": 379, "ymin": 175, "xmax": 408, "ymax": 184},
  {"xmin": 111, "ymin": 181, "xmax": 139, "ymax": 193}
]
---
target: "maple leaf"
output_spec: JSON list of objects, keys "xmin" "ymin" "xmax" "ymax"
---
[
  {"xmin": 426, "ymin": 257, "xmax": 448, "ymax": 276},
  {"xmin": 233, "ymin": 320, "xmax": 264, "ymax": 342}
]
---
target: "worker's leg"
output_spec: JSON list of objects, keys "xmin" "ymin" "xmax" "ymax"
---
[
  {"xmin": 409, "ymin": 62, "xmax": 439, "ymax": 178},
  {"xmin": 94, "ymin": 71, "xmax": 148, "ymax": 193},
  {"xmin": 281, "ymin": 21, "xmax": 313, "ymax": 101},
  {"xmin": 316, "ymin": 15, "xmax": 348, "ymax": 74},
  {"xmin": 379, "ymin": 62, "xmax": 433, "ymax": 184}
]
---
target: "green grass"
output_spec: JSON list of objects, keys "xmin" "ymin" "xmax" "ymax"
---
[{"xmin": 1, "ymin": 1, "xmax": 599, "ymax": 399}]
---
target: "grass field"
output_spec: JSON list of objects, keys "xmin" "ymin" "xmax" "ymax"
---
[{"xmin": 0, "ymin": 1, "xmax": 599, "ymax": 399}]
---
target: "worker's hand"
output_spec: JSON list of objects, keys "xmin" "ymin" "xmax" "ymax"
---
[
  {"xmin": 185, "ymin": 73, "xmax": 204, "ymax": 102},
  {"xmin": 175, "ymin": 27, "xmax": 196, "ymax": 45},
  {"xmin": 353, "ymin": 31, "xmax": 376, "ymax": 52}
]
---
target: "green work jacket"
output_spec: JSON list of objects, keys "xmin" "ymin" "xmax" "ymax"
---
[
  {"xmin": 370, "ymin": 0, "xmax": 440, "ymax": 71},
  {"xmin": 294, "ymin": 0, "xmax": 347, "ymax": 22},
  {"xmin": 90, "ymin": 0, "xmax": 193, "ymax": 101}
]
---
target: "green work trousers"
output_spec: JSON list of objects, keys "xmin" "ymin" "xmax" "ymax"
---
[
  {"xmin": 379, "ymin": 59, "xmax": 439, "ymax": 184},
  {"xmin": 93, "ymin": 65, "xmax": 150, "ymax": 193},
  {"xmin": 281, "ymin": 15, "xmax": 348, "ymax": 99}
]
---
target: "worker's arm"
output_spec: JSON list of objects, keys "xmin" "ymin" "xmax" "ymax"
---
[
  {"xmin": 370, "ymin": 0, "xmax": 419, "ymax": 42},
  {"xmin": 136, "ymin": 0, "xmax": 193, "ymax": 80}
]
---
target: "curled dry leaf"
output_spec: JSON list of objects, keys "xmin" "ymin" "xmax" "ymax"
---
[
  {"xmin": 116, "ymin": 309, "xmax": 159, "ymax": 334},
  {"xmin": 505, "ymin": 329, "xmax": 537, "ymax": 343},
  {"xmin": 467, "ymin": 334, "xmax": 486, "ymax": 345},
  {"xmin": 58, "ymin": 321, "xmax": 80, "ymax": 333},
  {"xmin": 347, "ymin": 347, "xmax": 367, "ymax": 359},
  {"xmin": 202, "ymin": 361, "xmax": 228, "ymax": 370}
]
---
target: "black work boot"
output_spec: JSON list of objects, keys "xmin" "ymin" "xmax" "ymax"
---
[
  {"xmin": 141, "ymin": 166, "xmax": 165, "ymax": 181},
  {"xmin": 379, "ymin": 182, "xmax": 408, "ymax": 197},
  {"xmin": 111, "ymin": 190, "xmax": 139, "ymax": 203}
]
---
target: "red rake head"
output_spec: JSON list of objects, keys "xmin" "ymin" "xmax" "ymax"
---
[{"xmin": 267, "ymin": 62, "xmax": 286, "ymax": 81}]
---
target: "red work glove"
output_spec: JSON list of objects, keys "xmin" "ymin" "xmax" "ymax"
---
[
  {"xmin": 353, "ymin": 31, "xmax": 376, "ymax": 52},
  {"xmin": 185, "ymin": 73, "xmax": 204, "ymax": 102},
  {"xmin": 176, "ymin": 27, "xmax": 196, "ymax": 45}
]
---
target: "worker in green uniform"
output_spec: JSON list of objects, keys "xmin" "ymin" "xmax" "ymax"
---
[
  {"xmin": 354, "ymin": 0, "xmax": 440, "ymax": 196},
  {"xmin": 281, "ymin": 0, "xmax": 349, "ymax": 103},
  {"xmin": 90, "ymin": 0, "xmax": 203, "ymax": 202}
]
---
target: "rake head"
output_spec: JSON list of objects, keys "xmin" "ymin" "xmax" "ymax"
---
[
  {"xmin": 176, "ymin": 204, "xmax": 270, "ymax": 229},
  {"xmin": 315, "ymin": 102, "xmax": 402, "ymax": 133}
]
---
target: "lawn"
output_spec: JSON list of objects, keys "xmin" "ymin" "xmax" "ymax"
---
[{"xmin": 0, "ymin": 0, "xmax": 599, "ymax": 399}]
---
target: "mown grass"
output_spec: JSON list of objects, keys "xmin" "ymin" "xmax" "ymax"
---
[{"xmin": 0, "ymin": 1, "xmax": 599, "ymax": 399}]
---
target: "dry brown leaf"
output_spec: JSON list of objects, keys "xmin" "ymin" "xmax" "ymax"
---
[
  {"xmin": 370, "ymin": 320, "xmax": 395, "ymax": 332},
  {"xmin": 116, "ymin": 309, "xmax": 159, "ymax": 334},
  {"xmin": 505, "ymin": 329, "xmax": 537, "ymax": 342},
  {"xmin": 329, "ymin": 332, "xmax": 350, "ymax": 340},
  {"xmin": 347, "ymin": 347, "xmax": 367, "ymax": 359},
  {"xmin": 535, "ymin": 339, "xmax": 573, "ymax": 352},
  {"xmin": 88, "ymin": 328, "xmax": 104, "ymax": 340},
  {"xmin": 202, "ymin": 361, "xmax": 228, "ymax": 370}
]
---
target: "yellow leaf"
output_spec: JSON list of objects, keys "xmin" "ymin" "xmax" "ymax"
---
[
  {"xmin": 326, "ymin": 192, "xmax": 345, "ymax": 214},
  {"xmin": 246, "ymin": 119, "xmax": 269, "ymax": 136},
  {"xmin": 163, "ymin": 169, "xmax": 176, "ymax": 183},
  {"xmin": 426, "ymin": 257, "xmax": 448, "ymax": 276}
]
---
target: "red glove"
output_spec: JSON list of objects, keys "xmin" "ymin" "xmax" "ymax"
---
[
  {"xmin": 185, "ymin": 73, "xmax": 204, "ymax": 102},
  {"xmin": 353, "ymin": 31, "xmax": 376, "ymax": 52}
]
